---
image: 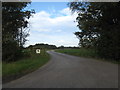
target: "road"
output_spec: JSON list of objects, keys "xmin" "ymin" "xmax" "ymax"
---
[{"xmin": 3, "ymin": 50, "xmax": 118, "ymax": 88}]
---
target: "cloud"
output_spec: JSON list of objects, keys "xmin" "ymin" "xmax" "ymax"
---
[
  {"xmin": 60, "ymin": 7, "xmax": 71, "ymax": 15},
  {"xmin": 25, "ymin": 7, "xmax": 79, "ymax": 47}
]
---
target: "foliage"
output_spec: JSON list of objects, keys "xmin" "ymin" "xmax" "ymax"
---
[
  {"xmin": 27, "ymin": 43, "xmax": 57, "ymax": 50},
  {"xmin": 58, "ymin": 45, "xmax": 64, "ymax": 49},
  {"xmin": 68, "ymin": 2, "xmax": 120, "ymax": 61},
  {"xmin": 55, "ymin": 48, "xmax": 119, "ymax": 64},
  {"xmin": 55, "ymin": 48, "xmax": 97, "ymax": 58},
  {"xmin": 3, "ymin": 49, "xmax": 50, "ymax": 83},
  {"xmin": 2, "ymin": 2, "xmax": 35, "ymax": 62}
]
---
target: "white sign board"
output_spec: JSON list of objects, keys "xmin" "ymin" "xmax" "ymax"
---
[{"xmin": 36, "ymin": 49, "xmax": 41, "ymax": 54}]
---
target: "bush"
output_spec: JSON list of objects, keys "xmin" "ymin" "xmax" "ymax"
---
[{"xmin": 2, "ymin": 41, "xmax": 22, "ymax": 62}]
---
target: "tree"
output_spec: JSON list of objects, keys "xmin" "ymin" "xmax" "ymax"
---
[
  {"xmin": 2, "ymin": 2, "xmax": 35, "ymax": 62},
  {"xmin": 68, "ymin": 2, "xmax": 120, "ymax": 60}
]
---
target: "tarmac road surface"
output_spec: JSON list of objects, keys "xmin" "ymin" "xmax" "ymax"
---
[{"xmin": 3, "ymin": 50, "xmax": 118, "ymax": 88}]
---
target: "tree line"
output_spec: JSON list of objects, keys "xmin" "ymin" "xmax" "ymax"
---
[
  {"xmin": 68, "ymin": 2, "xmax": 120, "ymax": 61},
  {"xmin": 3, "ymin": 2, "xmax": 120, "ymax": 62},
  {"xmin": 2, "ymin": 2, "xmax": 35, "ymax": 62},
  {"xmin": 27, "ymin": 44, "xmax": 79, "ymax": 50},
  {"xmin": 27, "ymin": 43, "xmax": 57, "ymax": 50}
]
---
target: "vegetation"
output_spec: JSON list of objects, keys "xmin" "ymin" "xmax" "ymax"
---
[
  {"xmin": 27, "ymin": 43, "xmax": 57, "ymax": 50},
  {"xmin": 55, "ymin": 48, "xmax": 97, "ymax": 58},
  {"xmin": 57, "ymin": 46, "xmax": 79, "ymax": 49},
  {"xmin": 2, "ymin": 2, "xmax": 35, "ymax": 62},
  {"xmin": 55, "ymin": 48, "xmax": 119, "ymax": 64},
  {"xmin": 68, "ymin": 2, "xmax": 120, "ymax": 61},
  {"xmin": 2, "ymin": 49, "xmax": 50, "ymax": 83}
]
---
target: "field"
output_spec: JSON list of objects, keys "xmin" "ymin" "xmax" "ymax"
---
[
  {"xmin": 55, "ymin": 48, "xmax": 119, "ymax": 64},
  {"xmin": 55, "ymin": 48, "xmax": 97, "ymax": 58},
  {"xmin": 2, "ymin": 49, "xmax": 50, "ymax": 83}
]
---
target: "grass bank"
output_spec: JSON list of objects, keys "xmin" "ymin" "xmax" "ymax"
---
[
  {"xmin": 2, "ymin": 49, "xmax": 50, "ymax": 83},
  {"xmin": 55, "ymin": 48, "xmax": 97, "ymax": 58},
  {"xmin": 55, "ymin": 48, "xmax": 119, "ymax": 64}
]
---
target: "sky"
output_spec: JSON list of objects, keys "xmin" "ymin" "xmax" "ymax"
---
[{"xmin": 25, "ymin": 2, "xmax": 79, "ymax": 47}]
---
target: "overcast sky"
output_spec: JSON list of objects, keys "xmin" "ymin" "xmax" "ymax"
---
[{"xmin": 25, "ymin": 2, "xmax": 79, "ymax": 47}]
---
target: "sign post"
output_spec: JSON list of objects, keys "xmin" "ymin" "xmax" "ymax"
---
[{"xmin": 36, "ymin": 49, "xmax": 41, "ymax": 54}]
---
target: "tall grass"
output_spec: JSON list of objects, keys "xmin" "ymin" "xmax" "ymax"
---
[
  {"xmin": 55, "ymin": 48, "xmax": 97, "ymax": 58},
  {"xmin": 55, "ymin": 48, "xmax": 119, "ymax": 64},
  {"xmin": 2, "ymin": 49, "xmax": 50, "ymax": 83}
]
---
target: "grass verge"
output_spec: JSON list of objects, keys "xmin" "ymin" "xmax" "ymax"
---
[
  {"xmin": 55, "ymin": 48, "xmax": 119, "ymax": 64},
  {"xmin": 2, "ymin": 49, "xmax": 50, "ymax": 83},
  {"xmin": 55, "ymin": 48, "xmax": 97, "ymax": 58}
]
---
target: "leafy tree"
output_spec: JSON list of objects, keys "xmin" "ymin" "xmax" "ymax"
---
[
  {"xmin": 68, "ymin": 2, "xmax": 120, "ymax": 60},
  {"xmin": 2, "ymin": 2, "xmax": 35, "ymax": 62}
]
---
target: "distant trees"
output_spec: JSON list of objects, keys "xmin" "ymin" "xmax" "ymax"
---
[
  {"xmin": 2, "ymin": 2, "xmax": 35, "ymax": 62},
  {"xmin": 68, "ymin": 2, "xmax": 120, "ymax": 60},
  {"xmin": 27, "ymin": 43, "xmax": 57, "ymax": 50},
  {"xmin": 58, "ymin": 45, "xmax": 64, "ymax": 49},
  {"xmin": 58, "ymin": 46, "xmax": 79, "ymax": 49}
]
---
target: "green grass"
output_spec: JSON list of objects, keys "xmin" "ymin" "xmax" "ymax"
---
[
  {"xmin": 2, "ymin": 49, "xmax": 50, "ymax": 79},
  {"xmin": 55, "ymin": 48, "xmax": 97, "ymax": 58},
  {"xmin": 55, "ymin": 48, "xmax": 119, "ymax": 64}
]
